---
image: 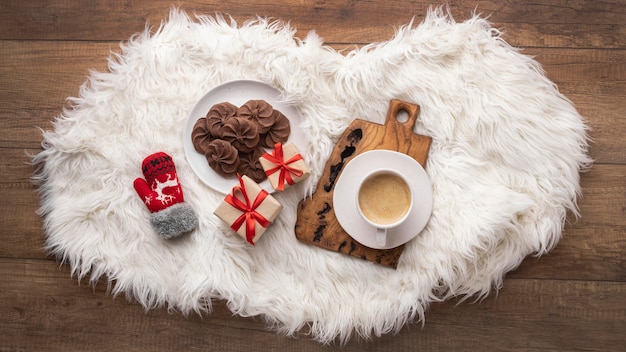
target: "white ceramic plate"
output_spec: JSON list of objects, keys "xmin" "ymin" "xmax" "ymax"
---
[
  {"xmin": 183, "ymin": 80, "xmax": 308, "ymax": 194},
  {"xmin": 333, "ymin": 150, "xmax": 433, "ymax": 249}
]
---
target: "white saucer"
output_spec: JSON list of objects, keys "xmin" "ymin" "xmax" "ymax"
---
[
  {"xmin": 183, "ymin": 80, "xmax": 308, "ymax": 194},
  {"xmin": 333, "ymin": 150, "xmax": 433, "ymax": 249}
]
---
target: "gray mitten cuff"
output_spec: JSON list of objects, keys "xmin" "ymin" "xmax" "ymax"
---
[{"xmin": 149, "ymin": 202, "xmax": 198, "ymax": 239}]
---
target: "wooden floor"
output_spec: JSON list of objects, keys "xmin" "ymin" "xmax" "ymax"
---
[{"xmin": 1, "ymin": 1, "xmax": 624, "ymax": 351}]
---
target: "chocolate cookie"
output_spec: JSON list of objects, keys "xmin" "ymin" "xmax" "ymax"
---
[
  {"xmin": 238, "ymin": 100, "xmax": 276, "ymax": 134},
  {"xmin": 205, "ymin": 139, "xmax": 240, "ymax": 178},
  {"xmin": 238, "ymin": 147, "xmax": 267, "ymax": 183},
  {"xmin": 205, "ymin": 102, "xmax": 238, "ymax": 138},
  {"xmin": 220, "ymin": 117, "xmax": 260, "ymax": 153},
  {"xmin": 191, "ymin": 117, "xmax": 213, "ymax": 154},
  {"xmin": 260, "ymin": 109, "xmax": 291, "ymax": 148}
]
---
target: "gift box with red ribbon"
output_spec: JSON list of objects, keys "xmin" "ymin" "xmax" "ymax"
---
[
  {"xmin": 214, "ymin": 174, "xmax": 282, "ymax": 245},
  {"xmin": 259, "ymin": 142, "xmax": 310, "ymax": 191}
]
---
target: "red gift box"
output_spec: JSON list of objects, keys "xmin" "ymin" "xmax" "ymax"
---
[
  {"xmin": 259, "ymin": 142, "xmax": 310, "ymax": 191},
  {"xmin": 214, "ymin": 174, "xmax": 282, "ymax": 245}
]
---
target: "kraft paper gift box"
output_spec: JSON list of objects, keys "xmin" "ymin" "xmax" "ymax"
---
[
  {"xmin": 214, "ymin": 175, "xmax": 282, "ymax": 245},
  {"xmin": 259, "ymin": 142, "xmax": 310, "ymax": 191}
]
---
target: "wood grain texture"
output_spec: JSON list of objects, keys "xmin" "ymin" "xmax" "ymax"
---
[
  {"xmin": 4, "ymin": 154, "xmax": 623, "ymax": 279},
  {"xmin": 1, "ymin": 0, "xmax": 624, "ymax": 350},
  {"xmin": 1, "ymin": 0, "xmax": 625, "ymax": 48},
  {"xmin": 2, "ymin": 259, "xmax": 624, "ymax": 351},
  {"xmin": 3, "ymin": 42, "xmax": 624, "ymax": 160}
]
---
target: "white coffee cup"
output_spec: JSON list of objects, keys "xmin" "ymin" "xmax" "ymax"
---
[{"xmin": 356, "ymin": 168, "xmax": 413, "ymax": 247}]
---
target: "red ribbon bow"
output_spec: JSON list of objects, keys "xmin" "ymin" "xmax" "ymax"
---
[
  {"xmin": 224, "ymin": 175, "xmax": 271, "ymax": 245},
  {"xmin": 262, "ymin": 143, "xmax": 304, "ymax": 191}
]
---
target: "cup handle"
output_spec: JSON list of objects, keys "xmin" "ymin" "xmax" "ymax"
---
[{"xmin": 376, "ymin": 228, "xmax": 387, "ymax": 247}]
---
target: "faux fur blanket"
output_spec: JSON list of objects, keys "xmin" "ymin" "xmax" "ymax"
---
[{"xmin": 34, "ymin": 8, "xmax": 591, "ymax": 344}]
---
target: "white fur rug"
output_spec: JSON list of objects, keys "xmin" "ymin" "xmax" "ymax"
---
[{"xmin": 34, "ymin": 8, "xmax": 591, "ymax": 344}]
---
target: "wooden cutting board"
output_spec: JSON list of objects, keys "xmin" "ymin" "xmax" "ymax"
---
[{"xmin": 295, "ymin": 99, "xmax": 432, "ymax": 268}]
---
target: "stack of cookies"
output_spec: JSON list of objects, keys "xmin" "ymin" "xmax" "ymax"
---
[{"xmin": 191, "ymin": 100, "xmax": 291, "ymax": 182}]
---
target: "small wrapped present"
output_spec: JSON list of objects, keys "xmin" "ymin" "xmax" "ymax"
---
[
  {"xmin": 214, "ymin": 174, "xmax": 282, "ymax": 245},
  {"xmin": 259, "ymin": 142, "xmax": 310, "ymax": 191}
]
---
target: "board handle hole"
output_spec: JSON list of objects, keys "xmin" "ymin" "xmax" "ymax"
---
[{"xmin": 395, "ymin": 108, "xmax": 409, "ymax": 123}]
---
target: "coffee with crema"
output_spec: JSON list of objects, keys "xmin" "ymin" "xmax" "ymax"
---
[{"xmin": 358, "ymin": 172, "xmax": 411, "ymax": 225}]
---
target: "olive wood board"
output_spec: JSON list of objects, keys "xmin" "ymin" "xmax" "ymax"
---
[{"xmin": 295, "ymin": 99, "xmax": 432, "ymax": 268}]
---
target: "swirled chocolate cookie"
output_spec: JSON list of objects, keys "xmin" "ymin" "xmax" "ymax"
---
[
  {"xmin": 221, "ymin": 117, "xmax": 260, "ymax": 153},
  {"xmin": 205, "ymin": 139, "xmax": 240, "ymax": 178},
  {"xmin": 206, "ymin": 102, "xmax": 238, "ymax": 137},
  {"xmin": 260, "ymin": 109, "xmax": 291, "ymax": 148},
  {"xmin": 238, "ymin": 147, "xmax": 267, "ymax": 183},
  {"xmin": 191, "ymin": 117, "xmax": 212, "ymax": 154},
  {"xmin": 238, "ymin": 100, "xmax": 276, "ymax": 134}
]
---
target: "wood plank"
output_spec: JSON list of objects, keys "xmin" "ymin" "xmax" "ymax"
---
[
  {"xmin": 526, "ymin": 48, "xmax": 626, "ymax": 96},
  {"xmin": 14, "ymin": 107, "xmax": 621, "ymax": 165},
  {"xmin": 425, "ymin": 278, "xmax": 626, "ymax": 351},
  {"xmin": 4, "ymin": 42, "xmax": 622, "ymax": 109},
  {"xmin": 3, "ymin": 142, "xmax": 624, "ymax": 282},
  {"xmin": 1, "ymin": 0, "xmax": 624, "ymax": 351},
  {"xmin": 0, "ymin": 40, "xmax": 113, "ymax": 149},
  {"xmin": 0, "ymin": 259, "xmax": 322, "ymax": 351},
  {"xmin": 1, "ymin": 258, "xmax": 624, "ymax": 351},
  {"xmin": 2, "ymin": 41, "xmax": 624, "ymax": 162},
  {"xmin": 0, "ymin": 109, "xmax": 54, "ymax": 149},
  {"xmin": 1, "ymin": 0, "xmax": 624, "ymax": 48},
  {"xmin": 571, "ymin": 99, "xmax": 626, "ymax": 164},
  {"xmin": 0, "ymin": 41, "xmax": 112, "ymax": 111},
  {"xmin": 0, "ymin": 184, "xmax": 46, "ymax": 260}
]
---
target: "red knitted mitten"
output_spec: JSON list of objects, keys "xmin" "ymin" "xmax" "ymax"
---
[{"xmin": 133, "ymin": 152, "xmax": 198, "ymax": 239}]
